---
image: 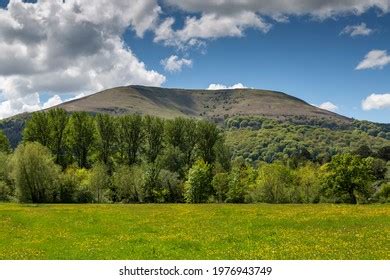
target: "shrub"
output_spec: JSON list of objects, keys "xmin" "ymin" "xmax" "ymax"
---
[{"xmin": 212, "ymin": 173, "xmax": 229, "ymax": 203}]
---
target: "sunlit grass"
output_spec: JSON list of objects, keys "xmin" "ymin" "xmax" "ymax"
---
[{"xmin": 0, "ymin": 203, "xmax": 389, "ymax": 260}]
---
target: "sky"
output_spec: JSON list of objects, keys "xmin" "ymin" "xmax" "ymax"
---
[{"xmin": 0, "ymin": 0, "xmax": 389, "ymax": 123}]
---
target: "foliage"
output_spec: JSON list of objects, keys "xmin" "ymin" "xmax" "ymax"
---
[
  {"xmin": 113, "ymin": 165, "xmax": 143, "ymax": 203},
  {"xmin": 212, "ymin": 172, "xmax": 229, "ymax": 203},
  {"xmin": 117, "ymin": 115, "xmax": 143, "ymax": 165},
  {"xmin": 66, "ymin": 112, "xmax": 96, "ymax": 168},
  {"xmin": 322, "ymin": 154, "xmax": 374, "ymax": 204},
  {"xmin": 10, "ymin": 142, "xmax": 60, "ymax": 203},
  {"xmin": 184, "ymin": 160, "xmax": 212, "ymax": 203},
  {"xmin": 0, "ymin": 130, "xmax": 11, "ymax": 153},
  {"xmin": 143, "ymin": 116, "xmax": 164, "ymax": 163},
  {"xmin": 95, "ymin": 114, "xmax": 117, "ymax": 167},
  {"xmin": 88, "ymin": 163, "xmax": 110, "ymax": 203}
]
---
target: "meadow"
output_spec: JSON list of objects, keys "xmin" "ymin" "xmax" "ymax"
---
[{"xmin": 0, "ymin": 203, "xmax": 389, "ymax": 260}]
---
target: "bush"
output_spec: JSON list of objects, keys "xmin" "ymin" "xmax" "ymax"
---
[
  {"xmin": 10, "ymin": 142, "xmax": 60, "ymax": 203},
  {"xmin": 0, "ymin": 181, "xmax": 11, "ymax": 201},
  {"xmin": 159, "ymin": 169, "xmax": 183, "ymax": 203}
]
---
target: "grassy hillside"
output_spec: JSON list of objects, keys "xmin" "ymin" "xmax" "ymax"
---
[
  {"xmin": 56, "ymin": 85, "xmax": 350, "ymax": 123},
  {"xmin": 1, "ymin": 204, "xmax": 388, "ymax": 260}
]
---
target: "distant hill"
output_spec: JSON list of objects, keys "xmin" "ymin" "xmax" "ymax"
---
[{"xmin": 55, "ymin": 85, "xmax": 351, "ymax": 124}]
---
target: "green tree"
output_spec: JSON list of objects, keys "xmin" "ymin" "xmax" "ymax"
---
[
  {"xmin": 322, "ymin": 154, "xmax": 374, "ymax": 204},
  {"xmin": 66, "ymin": 112, "xmax": 96, "ymax": 168},
  {"xmin": 113, "ymin": 165, "xmax": 143, "ymax": 203},
  {"xmin": 47, "ymin": 109, "xmax": 69, "ymax": 167},
  {"xmin": 88, "ymin": 163, "xmax": 110, "ymax": 203},
  {"xmin": 23, "ymin": 112, "xmax": 50, "ymax": 146},
  {"xmin": 95, "ymin": 114, "xmax": 117, "ymax": 167},
  {"xmin": 144, "ymin": 116, "xmax": 164, "ymax": 163},
  {"xmin": 377, "ymin": 146, "xmax": 390, "ymax": 161},
  {"xmin": 196, "ymin": 120, "xmax": 221, "ymax": 164},
  {"xmin": 184, "ymin": 160, "xmax": 212, "ymax": 203},
  {"xmin": 118, "ymin": 115, "xmax": 143, "ymax": 165},
  {"xmin": 294, "ymin": 163, "xmax": 322, "ymax": 203},
  {"xmin": 10, "ymin": 142, "xmax": 60, "ymax": 203},
  {"xmin": 253, "ymin": 162, "xmax": 295, "ymax": 203},
  {"xmin": 0, "ymin": 130, "xmax": 11, "ymax": 153},
  {"xmin": 212, "ymin": 172, "xmax": 229, "ymax": 203}
]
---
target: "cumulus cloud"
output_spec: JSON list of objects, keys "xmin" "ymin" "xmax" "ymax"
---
[
  {"xmin": 356, "ymin": 50, "xmax": 390, "ymax": 70},
  {"xmin": 362, "ymin": 93, "xmax": 390, "ymax": 110},
  {"xmin": 317, "ymin": 101, "xmax": 338, "ymax": 112},
  {"xmin": 161, "ymin": 55, "xmax": 192, "ymax": 72},
  {"xmin": 0, "ymin": 0, "xmax": 166, "ymax": 119},
  {"xmin": 207, "ymin": 83, "xmax": 249, "ymax": 90},
  {"xmin": 163, "ymin": 0, "xmax": 390, "ymax": 19},
  {"xmin": 340, "ymin": 23, "xmax": 373, "ymax": 36},
  {"xmin": 154, "ymin": 11, "xmax": 271, "ymax": 48}
]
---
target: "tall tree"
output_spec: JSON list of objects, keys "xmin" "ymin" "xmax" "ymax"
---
[
  {"xmin": 196, "ymin": 120, "xmax": 221, "ymax": 164},
  {"xmin": 47, "ymin": 109, "xmax": 69, "ymax": 167},
  {"xmin": 95, "ymin": 114, "xmax": 117, "ymax": 167},
  {"xmin": 66, "ymin": 112, "xmax": 96, "ymax": 168},
  {"xmin": 118, "ymin": 115, "xmax": 143, "ymax": 165},
  {"xmin": 23, "ymin": 112, "xmax": 51, "ymax": 146},
  {"xmin": 144, "ymin": 116, "xmax": 164, "ymax": 163}
]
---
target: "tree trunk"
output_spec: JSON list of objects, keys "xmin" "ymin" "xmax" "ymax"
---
[{"xmin": 349, "ymin": 190, "xmax": 357, "ymax": 204}]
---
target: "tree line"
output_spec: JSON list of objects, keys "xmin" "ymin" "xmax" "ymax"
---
[{"xmin": 0, "ymin": 109, "xmax": 389, "ymax": 204}]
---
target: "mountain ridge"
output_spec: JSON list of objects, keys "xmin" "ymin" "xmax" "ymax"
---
[{"xmin": 52, "ymin": 85, "xmax": 351, "ymax": 124}]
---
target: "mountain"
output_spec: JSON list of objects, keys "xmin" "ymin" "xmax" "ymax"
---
[{"xmin": 54, "ymin": 85, "xmax": 351, "ymax": 124}]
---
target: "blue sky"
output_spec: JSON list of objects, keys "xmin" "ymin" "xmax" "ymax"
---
[{"xmin": 0, "ymin": 0, "xmax": 389, "ymax": 122}]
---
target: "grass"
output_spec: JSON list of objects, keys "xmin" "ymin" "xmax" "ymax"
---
[{"xmin": 0, "ymin": 203, "xmax": 389, "ymax": 260}]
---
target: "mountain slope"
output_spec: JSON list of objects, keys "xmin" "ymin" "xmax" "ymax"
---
[{"xmin": 56, "ymin": 85, "xmax": 351, "ymax": 123}]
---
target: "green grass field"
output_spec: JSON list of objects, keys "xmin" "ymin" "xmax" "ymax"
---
[{"xmin": 0, "ymin": 203, "xmax": 389, "ymax": 260}]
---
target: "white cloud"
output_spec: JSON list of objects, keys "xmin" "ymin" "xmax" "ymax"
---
[
  {"xmin": 0, "ymin": 0, "xmax": 166, "ymax": 119},
  {"xmin": 43, "ymin": 95, "xmax": 63, "ymax": 109},
  {"xmin": 356, "ymin": 50, "xmax": 390, "ymax": 70},
  {"xmin": 317, "ymin": 101, "xmax": 338, "ymax": 112},
  {"xmin": 340, "ymin": 23, "xmax": 373, "ymax": 37},
  {"xmin": 362, "ymin": 93, "xmax": 390, "ymax": 110},
  {"xmin": 154, "ymin": 11, "xmax": 271, "ymax": 48},
  {"xmin": 207, "ymin": 83, "xmax": 249, "ymax": 90},
  {"xmin": 163, "ymin": 0, "xmax": 390, "ymax": 19},
  {"xmin": 161, "ymin": 55, "xmax": 192, "ymax": 72}
]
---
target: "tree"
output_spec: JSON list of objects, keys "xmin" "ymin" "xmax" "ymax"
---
[
  {"xmin": 95, "ymin": 114, "xmax": 117, "ymax": 167},
  {"xmin": 117, "ymin": 115, "xmax": 143, "ymax": 165},
  {"xmin": 165, "ymin": 118, "xmax": 198, "ymax": 171},
  {"xmin": 23, "ymin": 112, "xmax": 51, "ymax": 146},
  {"xmin": 10, "ymin": 142, "xmax": 60, "ymax": 203},
  {"xmin": 66, "ymin": 112, "xmax": 96, "ymax": 168},
  {"xmin": 196, "ymin": 120, "xmax": 221, "ymax": 164},
  {"xmin": 0, "ymin": 130, "xmax": 11, "ymax": 153},
  {"xmin": 212, "ymin": 172, "xmax": 229, "ymax": 203},
  {"xmin": 144, "ymin": 116, "xmax": 164, "ymax": 163},
  {"xmin": 253, "ymin": 162, "xmax": 295, "ymax": 203},
  {"xmin": 353, "ymin": 144, "xmax": 373, "ymax": 158},
  {"xmin": 184, "ymin": 160, "xmax": 212, "ymax": 203},
  {"xmin": 88, "ymin": 163, "xmax": 110, "ymax": 203},
  {"xmin": 113, "ymin": 165, "xmax": 143, "ymax": 203},
  {"xmin": 47, "ymin": 109, "xmax": 69, "ymax": 167},
  {"xmin": 141, "ymin": 163, "xmax": 163, "ymax": 202},
  {"xmin": 294, "ymin": 163, "xmax": 322, "ymax": 203},
  {"xmin": 322, "ymin": 154, "xmax": 374, "ymax": 204},
  {"xmin": 377, "ymin": 146, "xmax": 390, "ymax": 161}
]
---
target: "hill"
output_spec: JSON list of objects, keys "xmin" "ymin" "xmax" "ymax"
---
[{"xmin": 55, "ymin": 85, "xmax": 351, "ymax": 124}]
